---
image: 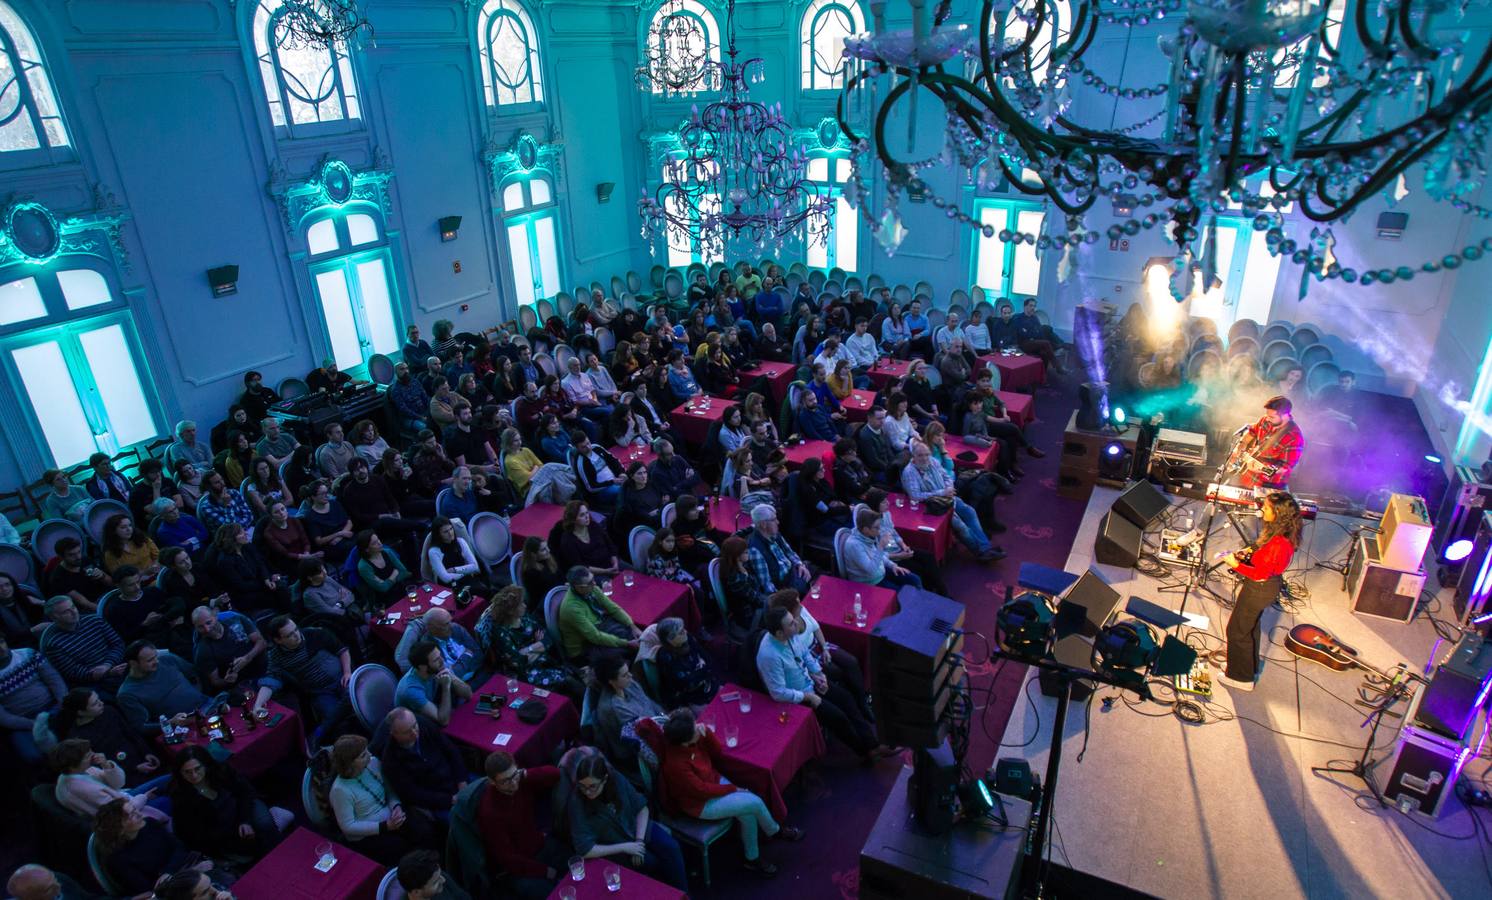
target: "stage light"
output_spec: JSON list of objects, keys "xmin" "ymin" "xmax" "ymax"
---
[
  {"xmin": 958, "ymin": 775, "xmax": 995, "ymax": 818},
  {"xmin": 1443, "ymin": 539, "xmax": 1475, "ymax": 563},
  {"xmin": 1425, "ymin": 454, "xmax": 1443, "ymax": 464},
  {"xmin": 996, "ymin": 591, "xmax": 1053, "ymax": 658},
  {"xmin": 1111, "ymin": 406, "xmax": 1127, "ymax": 428},
  {"xmin": 1105, "ymin": 442, "xmax": 1122, "ymax": 457},
  {"xmin": 1094, "ymin": 619, "xmax": 1159, "ymax": 684}
]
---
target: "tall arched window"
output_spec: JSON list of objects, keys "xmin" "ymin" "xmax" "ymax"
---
[
  {"xmin": 500, "ymin": 174, "xmax": 562, "ymax": 305},
  {"xmin": 304, "ymin": 206, "xmax": 401, "ymax": 373},
  {"xmin": 644, "ymin": 0, "xmax": 721, "ymax": 95},
  {"xmin": 253, "ymin": 0, "xmax": 362, "ymax": 133},
  {"xmin": 805, "ymin": 152, "xmax": 857, "ymax": 272},
  {"xmin": 800, "ymin": 0, "xmax": 864, "ymax": 91},
  {"xmin": 478, "ymin": 0, "xmax": 544, "ymax": 108},
  {"xmin": 0, "ymin": 1, "xmax": 71, "ymax": 160}
]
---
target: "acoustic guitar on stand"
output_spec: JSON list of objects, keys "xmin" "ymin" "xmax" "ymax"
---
[{"xmin": 1283, "ymin": 624, "xmax": 1413, "ymax": 683}]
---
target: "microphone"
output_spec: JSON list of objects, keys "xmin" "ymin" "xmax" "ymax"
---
[{"xmin": 1232, "ymin": 423, "xmax": 1250, "ymax": 437}]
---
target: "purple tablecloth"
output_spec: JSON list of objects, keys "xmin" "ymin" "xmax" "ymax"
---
[
  {"xmin": 804, "ymin": 576, "xmax": 899, "ymax": 679},
  {"xmin": 509, "ymin": 502, "xmax": 566, "ymax": 546},
  {"xmin": 371, "ymin": 582, "xmax": 484, "ymax": 648},
  {"xmin": 886, "ymin": 491, "xmax": 952, "ymax": 563},
  {"xmin": 983, "ymin": 352, "xmax": 1045, "ymax": 391},
  {"xmin": 739, "ymin": 361, "xmax": 796, "ymax": 405},
  {"xmin": 698, "ymin": 683, "xmax": 826, "ymax": 821},
  {"xmin": 445, "ymin": 674, "xmax": 579, "ymax": 767},
  {"xmin": 233, "ymin": 827, "xmax": 384, "ymax": 900},
  {"xmin": 669, "ymin": 395, "xmax": 738, "ymax": 446},
  {"xmin": 547, "ymin": 860, "xmax": 687, "ymax": 899},
  {"xmin": 865, "ymin": 358, "xmax": 912, "ymax": 390},
  {"xmin": 606, "ymin": 572, "xmax": 700, "ymax": 630},
  {"xmin": 154, "ymin": 700, "xmax": 302, "ymax": 779}
]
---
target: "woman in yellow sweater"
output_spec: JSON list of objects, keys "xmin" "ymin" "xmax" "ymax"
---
[
  {"xmin": 500, "ymin": 427, "xmax": 543, "ymax": 495},
  {"xmin": 101, "ymin": 514, "xmax": 160, "ymax": 578}
]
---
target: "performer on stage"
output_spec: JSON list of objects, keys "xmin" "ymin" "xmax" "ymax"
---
[
  {"xmin": 1232, "ymin": 396, "xmax": 1305, "ymax": 489},
  {"xmin": 1219, "ymin": 492, "xmax": 1303, "ymax": 691}
]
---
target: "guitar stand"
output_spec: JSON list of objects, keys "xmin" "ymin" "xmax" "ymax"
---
[{"xmin": 1310, "ymin": 675, "xmax": 1411, "ymax": 807}]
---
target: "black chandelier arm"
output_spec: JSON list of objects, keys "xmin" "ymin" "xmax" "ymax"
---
[
  {"xmin": 1396, "ymin": 0, "xmax": 1435, "ymax": 61},
  {"xmin": 1054, "ymin": 0, "xmax": 1102, "ymax": 74},
  {"xmin": 1295, "ymin": 127, "xmax": 1451, "ymax": 222},
  {"xmin": 1352, "ymin": 0, "xmax": 1395, "ymax": 62}
]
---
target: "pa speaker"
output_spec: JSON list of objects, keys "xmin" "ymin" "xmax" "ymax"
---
[
  {"xmin": 1113, "ymin": 479, "xmax": 1171, "ymax": 530},
  {"xmin": 1094, "ymin": 512, "xmax": 1141, "ymax": 568}
]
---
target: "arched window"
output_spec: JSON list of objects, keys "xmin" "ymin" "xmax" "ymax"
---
[
  {"xmin": 304, "ymin": 207, "xmax": 401, "ymax": 372},
  {"xmin": 0, "ymin": 1, "xmax": 71, "ymax": 160},
  {"xmin": 478, "ymin": 0, "xmax": 544, "ymax": 108},
  {"xmin": 800, "ymin": 0, "xmax": 864, "ymax": 91},
  {"xmin": 1, "ymin": 264, "xmax": 161, "ymax": 467},
  {"xmin": 500, "ymin": 174, "xmax": 562, "ymax": 305},
  {"xmin": 644, "ymin": 0, "xmax": 721, "ymax": 95},
  {"xmin": 805, "ymin": 152, "xmax": 857, "ymax": 272},
  {"xmin": 253, "ymin": 0, "xmax": 362, "ymax": 133}
]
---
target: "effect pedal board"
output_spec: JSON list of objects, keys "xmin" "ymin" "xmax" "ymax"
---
[{"xmin": 1173, "ymin": 659, "xmax": 1213, "ymax": 698}]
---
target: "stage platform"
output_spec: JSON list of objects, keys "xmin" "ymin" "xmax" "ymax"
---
[{"xmin": 997, "ymin": 484, "xmax": 1491, "ymax": 900}]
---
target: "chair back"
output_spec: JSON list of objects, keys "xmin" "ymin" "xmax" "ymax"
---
[
  {"xmin": 923, "ymin": 366, "xmax": 943, "ymax": 389},
  {"xmin": 418, "ymin": 532, "xmax": 436, "ymax": 582},
  {"xmin": 1289, "ymin": 326, "xmax": 1321, "ymax": 353},
  {"xmin": 660, "ymin": 502, "xmax": 677, "ymax": 531},
  {"xmin": 518, "ymin": 305, "xmax": 539, "ymax": 333},
  {"xmin": 0, "ymin": 543, "xmax": 38, "ymax": 591},
  {"xmin": 555, "ymin": 344, "xmax": 579, "ymax": 375},
  {"xmin": 536, "ymin": 298, "xmax": 557, "ymax": 322},
  {"xmin": 433, "ymin": 488, "xmax": 457, "ymax": 520},
  {"xmin": 1299, "ymin": 343, "xmax": 1333, "ymax": 368},
  {"xmin": 301, "ymin": 764, "xmax": 332, "ymax": 829},
  {"xmin": 1259, "ymin": 322, "xmax": 1293, "ymax": 346},
  {"xmin": 1264, "ymin": 356, "xmax": 1303, "ymax": 383},
  {"xmin": 926, "ymin": 308, "xmax": 946, "ymax": 331},
  {"xmin": 468, "ymin": 512, "xmax": 512, "ymax": 567},
  {"xmin": 86, "ymin": 834, "xmax": 124, "ymax": 896},
  {"xmin": 648, "ymin": 264, "xmax": 666, "ymax": 289},
  {"xmin": 367, "ymin": 353, "xmax": 396, "ymax": 385},
  {"xmin": 1227, "ymin": 336, "xmax": 1260, "ymax": 360},
  {"xmin": 706, "ymin": 557, "xmax": 729, "ymax": 623},
  {"xmin": 348, "ymin": 663, "xmax": 398, "ymax": 732},
  {"xmin": 1260, "ymin": 339, "xmax": 1297, "ymax": 366},
  {"xmin": 1306, "ymin": 361, "xmax": 1341, "ymax": 395},
  {"xmin": 1227, "ymin": 318, "xmax": 1261, "ymax": 344},
  {"xmin": 663, "ymin": 271, "xmax": 684, "ymax": 300},
  {"xmin": 557, "ymin": 292, "xmax": 577, "ymax": 318},
  {"xmin": 535, "ymin": 353, "xmax": 557, "ymax": 378},
  {"xmin": 83, "ymin": 499, "xmax": 131, "ymax": 547},
  {"xmin": 628, "ymin": 526, "xmax": 655, "ymax": 569},
  {"xmin": 834, "ymin": 527, "xmax": 852, "ymax": 579},
  {"xmin": 509, "ymin": 550, "xmax": 524, "ymax": 587},
  {"xmin": 32, "ymin": 518, "xmax": 86, "ymax": 566},
  {"xmin": 542, "ymin": 585, "xmax": 567, "ymax": 644}
]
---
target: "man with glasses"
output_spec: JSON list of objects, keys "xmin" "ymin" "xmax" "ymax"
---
[
  {"xmin": 251, "ymin": 615, "xmax": 355, "ymax": 745},
  {"xmin": 466, "ymin": 750, "xmax": 564, "ymax": 900},
  {"xmin": 164, "ymin": 420, "xmax": 212, "ymax": 473},
  {"xmin": 901, "ymin": 442, "xmax": 1006, "ymax": 562}
]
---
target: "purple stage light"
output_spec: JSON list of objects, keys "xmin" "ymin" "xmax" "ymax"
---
[
  {"xmin": 1445, "ymin": 539, "xmax": 1475, "ymax": 563},
  {"xmin": 1105, "ymin": 443, "xmax": 1122, "ymax": 456}
]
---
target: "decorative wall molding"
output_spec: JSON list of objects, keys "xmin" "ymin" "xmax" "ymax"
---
[
  {"xmin": 266, "ymin": 152, "xmax": 396, "ymax": 233},
  {"xmin": 0, "ymin": 190, "xmax": 133, "ymax": 273},
  {"xmin": 482, "ymin": 129, "xmax": 564, "ymax": 194}
]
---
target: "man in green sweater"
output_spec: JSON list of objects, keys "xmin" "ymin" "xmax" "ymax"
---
[{"xmin": 556, "ymin": 566, "xmax": 639, "ymax": 664}]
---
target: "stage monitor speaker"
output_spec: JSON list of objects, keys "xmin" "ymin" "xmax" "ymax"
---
[
  {"xmin": 909, "ymin": 741, "xmax": 960, "ymax": 834},
  {"xmin": 1112, "ymin": 479, "xmax": 1171, "ymax": 530},
  {"xmin": 1065, "ymin": 570, "xmax": 1122, "ymax": 634},
  {"xmin": 1076, "ymin": 382, "xmax": 1107, "ymax": 431},
  {"xmin": 1347, "ymin": 533, "xmax": 1426, "ymax": 623},
  {"xmin": 1378, "ymin": 493, "xmax": 1433, "ymax": 571},
  {"xmin": 1094, "ymin": 512, "xmax": 1141, "ymax": 568},
  {"xmin": 1413, "ymin": 633, "xmax": 1492, "ymax": 740}
]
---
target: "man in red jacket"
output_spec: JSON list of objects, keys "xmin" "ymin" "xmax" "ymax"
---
[{"xmin": 475, "ymin": 751, "xmax": 566, "ymax": 899}]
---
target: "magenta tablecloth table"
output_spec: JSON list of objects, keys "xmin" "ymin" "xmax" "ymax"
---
[
  {"xmin": 371, "ymin": 581, "xmax": 484, "ymax": 648},
  {"xmin": 548, "ymin": 860, "xmax": 686, "ymax": 899},
  {"xmin": 804, "ymin": 576, "xmax": 899, "ymax": 679},
  {"xmin": 840, "ymin": 389, "xmax": 875, "ymax": 423},
  {"xmin": 886, "ymin": 491, "xmax": 953, "ymax": 563},
  {"xmin": 865, "ymin": 358, "xmax": 912, "ymax": 390},
  {"xmin": 233, "ymin": 827, "xmax": 384, "ymax": 900},
  {"xmin": 509, "ymin": 502, "xmax": 566, "ymax": 546},
  {"xmin": 998, "ymin": 390, "xmax": 1035, "ymax": 428},
  {"xmin": 983, "ymin": 352, "xmax": 1045, "ymax": 391},
  {"xmin": 606, "ymin": 572, "xmax": 699, "ymax": 630},
  {"xmin": 155, "ymin": 700, "xmax": 302, "ymax": 779},
  {"xmin": 706, "ymin": 496, "xmax": 748, "ymax": 536},
  {"xmin": 445, "ymin": 674, "xmax": 579, "ymax": 766},
  {"xmin": 781, "ymin": 439, "xmax": 835, "ymax": 472},
  {"xmin": 739, "ymin": 361, "xmax": 796, "ymax": 405},
  {"xmin": 699, "ymin": 683, "xmax": 826, "ymax": 821},
  {"xmin": 945, "ymin": 434, "xmax": 999, "ymax": 473},
  {"xmin": 669, "ymin": 395, "xmax": 738, "ymax": 446},
  {"xmin": 612, "ymin": 442, "xmax": 658, "ymax": 469}
]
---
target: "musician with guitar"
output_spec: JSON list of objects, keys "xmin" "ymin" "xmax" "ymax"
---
[
  {"xmin": 1227, "ymin": 396, "xmax": 1306, "ymax": 490},
  {"xmin": 1219, "ymin": 492, "xmax": 1305, "ymax": 692}
]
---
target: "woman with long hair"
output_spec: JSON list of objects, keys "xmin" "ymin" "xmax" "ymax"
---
[
  {"xmin": 1220, "ymin": 492, "xmax": 1304, "ymax": 691},
  {"xmin": 588, "ymin": 653, "xmax": 663, "ymax": 773},
  {"xmin": 558, "ymin": 745, "xmax": 687, "ymax": 890},
  {"xmin": 92, "ymin": 797, "xmax": 228, "ymax": 896},
  {"xmin": 0, "ymin": 571, "xmax": 45, "ymax": 647},
  {"xmin": 168, "ymin": 745, "xmax": 288, "ymax": 861},
  {"xmin": 259, "ymin": 499, "xmax": 318, "ymax": 574},
  {"xmin": 519, "ymin": 536, "xmax": 563, "ymax": 600},
  {"xmin": 355, "ymin": 530, "xmax": 412, "ymax": 608},
  {"xmin": 159, "ymin": 546, "xmax": 229, "ymax": 609},
  {"xmin": 242, "ymin": 457, "xmax": 290, "ymax": 519},
  {"xmin": 351, "ymin": 420, "xmax": 390, "ymax": 467},
  {"xmin": 719, "ymin": 535, "xmax": 767, "ymax": 632},
  {"xmin": 101, "ymin": 514, "xmax": 160, "ymax": 579},
  {"xmin": 327, "ymin": 734, "xmax": 436, "ymax": 865},
  {"xmin": 425, "ymin": 517, "xmax": 485, "ymax": 593},
  {"xmin": 49, "ymin": 689, "xmax": 159, "ymax": 786},
  {"xmin": 218, "ymin": 432, "xmax": 255, "ymax": 488},
  {"xmin": 475, "ymin": 584, "xmax": 583, "ymax": 702},
  {"xmin": 204, "ymin": 523, "xmax": 287, "ymax": 614},
  {"xmin": 555, "ymin": 501, "xmax": 619, "ymax": 577}
]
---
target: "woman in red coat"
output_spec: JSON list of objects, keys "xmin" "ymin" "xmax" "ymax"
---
[
  {"xmin": 1220, "ymin": 492, "xmax": 1304, "ymax": 691},
  {"xmin": 640, "ymin": 709, "xmax": 803, "ymax": 878}
]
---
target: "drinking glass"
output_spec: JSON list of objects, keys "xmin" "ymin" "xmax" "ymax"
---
[
  {"xmin": 739, "ymin": 693, "xmax": 752, "ymax": 714},
  {"xmin": 623, "ymin": 572, "xmax": 635, "ymax": 588},
  {"xmin": 602, "ymin": 580, "xmax": 613, "ymax": 597},
  {"xmin": 569, "ymin": 856, "xmax": 586, "ymax": 881},
  {"xmin": 405, "ymin": 587, "xmax": 418, "ymax": 602},
  {"xmin": 560, "ymin": 888, "xmax": 577, "ymax": 900},
  {"xmin": 724, "ymin": 724, "xmax": 739, "ymax": 748},
  {"xmin": 856, "ymin": 606, "xmax": 869, "ymax": 628},
  {"xmin": 314, "ymin": 842, "xmax": 336, "ymax": 869},
  {"xmin": 605, "ymin": 865, "xmax": 622, "ymax": 892},
  {"xmin": 506, "ymin": 678, "xmax": 519, "ymax": 697},
  {"xmin": 895, "ymin": 497, "xmax": 905, "ymax": 508},
  {"xmin": 809, "ymin": 583, "xmax": 821, "ymax": 600}
]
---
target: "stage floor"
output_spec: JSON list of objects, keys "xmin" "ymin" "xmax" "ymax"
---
[{"xmin": 997, "ymin": 485, "xmax": 1492, "ymax": 900}]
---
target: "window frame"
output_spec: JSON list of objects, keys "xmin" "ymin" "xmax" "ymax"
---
[
  {"xmin": 804, "ymin": 151, "xmax": 858, "ymax": 273},
  {"xmin": 643, "ymin": 0, "xmax": 722, "ymax": 97},
  {"xmin": 800, "ymin": 0, "xmax": 866, "ymax": 93},
  {"xmin": 969, "ymin": 197, "xmax": 1046, "ymax": 299},
  {"xmin": 0, "ymin": 0, "xmax": 73, "ymax": 168},
  {"xmin": 499, "ymin": 173, "xmax": 565, "ymax": 306},
  {"xmin": 251, "ymin": 0, "xmax": 363, "ymax": 138},
  {"xmin": 301, "ymin": 205, "xmax": 401, "ymax": 375},
  {"xmin": 478, "ymin": 0, "xmax": 545, "ymax": 112}
]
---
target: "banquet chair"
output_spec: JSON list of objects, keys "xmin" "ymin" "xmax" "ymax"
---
[{"xmin": 348, "ymin": 663, "xmax": 397, "ymax": 732}]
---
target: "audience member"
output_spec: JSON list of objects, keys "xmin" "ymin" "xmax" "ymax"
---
[
  {"xmin": 557, "ymin": 566, "xmax": 639, "ymax": 663},
  {"xmin": 115, "ymin": 641, "xmax": 208, "ymax": 734},
  {"xmin": 475, "ymin": 585, "xmax": 582, "ymax": 700},
  {"xmin": 374, "ymin": 708, "xmax": 468, "ymax": 821},
  {"xmin": 39, "ymin": 596, "xmax": 126, "ymax": 691},
  {"xmin": 167, "ymin": 745, "xmax": 287, "ymax": 861},
  {"xmin": 190, "ymin": 606, "xmax": 267, "ymax": 691},
  {"xmin": 396, "ymin": 638, "xmax": 473, "ymax": 725},
  {"xmin": 467, "ymin": 751, "xmax": 564, "ymax": 899},
  {"xmin": 92, "ymin": 797, "xmax": 225, "ymax": 896},
  {"xmin": 47, "ymin": 689, "xmax": 159, "ymax": 786},
  {"xmin": 394, "ymin": 607, "xmax": 482, "ymax": 681},
  {"xmin": 557, "ymin": 746, "xmax": 688, "ymax": 889},
  {"xmin": 328, "ymin": 734, "xmax": 438, "ymax": 865},
  {"xmin": 0, "ymin": 635, "xmax": 66, "ymax": 763}
]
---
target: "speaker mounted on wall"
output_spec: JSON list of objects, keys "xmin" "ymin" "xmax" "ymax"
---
[{"xmin": 207, "ymin": 265, "xmax": 238, "ymax": 298}]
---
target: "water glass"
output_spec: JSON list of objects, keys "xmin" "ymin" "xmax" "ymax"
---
[
  {"xmin": 605, "ymin": 865, "xmax": 622, "ymax": 892},
  {"xmin": 568, "ymin": 856, "xmax": 586, "ymax": 881},
  {"xmin": 506, "ymin": 678, "xmax": 519, "ymax": 697},
  {"xmin": 895, "ymin": 497, "xmax": 905, "ymax": 508},
  {"xmin": 739, "ymin": 693, "xmax": 752, "ymax": 714},
  {"xmin": 809, "ymin": 583, "xmax": 821, "ymax": 600},
  {"xmin": 560, "ymin": 887, "xmax": 577, "ymax": 900},
  {"xmin": 314, "ymin": 842, "xmax": 336, "ymax": 869},
  {"xmin": 724, "ymin": 724, "xmax": 739, "ymax": 748},
  {"xmin": 623, "ymin": 572, "xmax": 635, "ymax": 588},
  {"xmin": 602, "ymin": 580, "xmax": 613, "ymax": 597}
]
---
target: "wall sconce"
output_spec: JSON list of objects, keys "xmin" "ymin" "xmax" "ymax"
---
[
  {"xmin": 596, "ymin": 182, "xmax": 615, "ymax": 204},
  {"xmin": 438, "ymin": 216, "xmax": 462, "ymax": 242},
  {"xmin": 207, "ymin": 265, "xmax": 239, "ymax": 298}
]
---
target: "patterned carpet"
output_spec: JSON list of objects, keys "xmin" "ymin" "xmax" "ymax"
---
[{"xmin": 702, "ymin": 376, "xmax": 1088, "ymax": 899}]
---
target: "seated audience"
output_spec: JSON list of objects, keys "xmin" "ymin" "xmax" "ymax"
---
[
  {"xmin": 374, "ymin": 708, "xmax": 468, "ymax": 821},
  {"xmin": 475, "ymin": 585, "xmax": 583, "ymax": 701},
  {"xmin": 190, "ymin": 606, "xmax": 267, "ymax": 692},
  {"xmin": 100, "ymin": 565, "xmax": 185, "ymax": 652},
  {"xmin": 47, "ymin": 689, "xmax": 159, "ymax": 786},
  {"xmin": 649, "ymin": 617, "xmax": 718, "ymax": 708},
  {"xmin": 115, "ymin": 641, "xmax": 208, "ymax": 734},
  {"xmin": 469, "ymin": 751, "xmax": 565, "ymax": 899},
  {"xmin": 518, "ymin": 536, "xmax": 564, "ymax": 601},
  {"xmin": 901, "ymin": 441, "xmax": 1004, "ymax": 561},
  {"xmin": 0, "ymin": 635, "xmax": 66, "ymax": 763},
  {"xmin": 395, "ymin": 849, "xmax": 471, "ymax": 900},
  {"xmin": 557, "ymin": 746, "xmax": 687, "ymax": 890},
  {"xmin": 101, "ymin": 515, "xmax": 160, "ymax": 581},
  {"xmin": 591, "ymin": 652, "xmax": 663, "ymax": 770},
  {"xmin": 745, "ymin": 505, "xmax": 813, "ymax": 595},
  {"xmin": 195, "ymin": 472, "xmax": 255, "ymax": 539},
  {"xmin": 299, "ymin": 479, "xmax": 356, "ymax": 563},
  {"xmin": 554, "ymin": 501, "xmax": 620, "ymax": 577},
  {"xmin": 251, "ymin": 615, "xmax": 355, "ymax": 740},
  {"xmin": 328, "ymin": 734, "xmax": 438, "ymax": 865},
  {"xmin": 558, "ymin": 566, "xmax": 640, "ymax": 664},
  {"xmin": 355, "ymin": 530, "xmax": 414, "ymax": 607},
  {"xmin": 426, "ymin": 516, "xmax": 486, "ymax": 593},
  {"xmin": 39, "ymin": 596, "xmax": 126, "ymax": 692},
  {"xmin": 168, "ymin": 745, "xmax": 287, "ymax": 861},
  {"xmin": 394, "ymin": 607, "xmax": 482, "ymax": 681},
  {"xmin": 149, "ymin": 500, "xmax": 211, "ymax": 558},
  {"xmin": 843, "ymin": 507, "xmax": 923, "ymax": 589},
  {"xmin": 50, "ymin": 738, "xmax": 168, "ymax": 822},
  {"xmin": 92, "ymin": 797, "xmax": 226, "ymax": 896},
  {"xmin": 396, "ymin": 638, "xmax": 473, "ymax": 725},
  {"xmin": 128, "ymin": 458, "xmax": 180, "ymax": 524}
]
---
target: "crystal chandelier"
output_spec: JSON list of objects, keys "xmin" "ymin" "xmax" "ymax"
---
[
  {"xmin": 839, "ymin": 0, "xmax": 1492, "ymax": 297},
  {"xmin": 272, "ymin": 0, "xmax": 373, "ymax": 51},
  {"xmin": 638, "ymin": 0, "xmax": 834, "ymax": 260}
]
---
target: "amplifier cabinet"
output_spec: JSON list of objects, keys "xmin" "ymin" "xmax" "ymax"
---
[
  {"xmin": 1346, "ymin": 533, "xmax": 1426, "ymax": 624},
  {"xmin": 1382, "ymin": 685, "xmax": 1483, "ymax": 819},
  {"xmin": 1378, "ymin": 493, "xmax": 1433, "ymax": 571}
]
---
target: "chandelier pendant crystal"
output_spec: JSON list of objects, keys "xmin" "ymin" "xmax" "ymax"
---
[
  {"xmin": 270, "ymin": 0, "xmax": 373, "ymax": 51},
  {"xmin": 839, "ymin": 0, "xmax": 1492, "ymax": 296},
  {"xmin": 638, "ymin": 0, "xmax": 834, "ymax": 260}
]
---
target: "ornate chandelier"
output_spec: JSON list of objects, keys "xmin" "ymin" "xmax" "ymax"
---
[
  {"xmin": 839, "ymin": 0, "xmax": 1492, "ymax": 297},
  {"xmin": 271, "ymin": 0, "xmax": 372, "ymax": 51},
  {"xmin": 638, "ymin": 0, "xmax": 834, "ymax": 260}
]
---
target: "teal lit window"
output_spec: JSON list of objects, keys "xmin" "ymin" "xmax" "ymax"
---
[
  {"xmin": 644, "ymin": 0, "xmax": 721, "ymax": 95},
  {"xmin": 0, "ymin": 266, "xmax": 162, "ymax": 467},
  {"xmin": 479, "ymin": 0, "xmax": 544, "ymax": 108},
  {"xmin": 501, "ymin": 175, "xmax": 562, "ymax": 306},
  {"xmin": 253, "ymin": 0, "xmax": 361, "ymax": 133},
  {"xmin": 304, "ymin": 208, "xmax": 401, "ymax": 372},
  {"xmin": 800, "ymin": 0, "xmax": 864, "ymax": 91},
  {"xmin": 660, "ymin": 157, "xmax": 721, "ymax": 269},
  {"xmin": 971, "ymin": 198, "xmax": 1045, "ymax": 299},
  {"xmin": 0, "ymin": 1, "xmax": 71, "ymax": 163},
  {"xmin": 805, "ymin": 153, "xmax": 857, "ymax": 273}
]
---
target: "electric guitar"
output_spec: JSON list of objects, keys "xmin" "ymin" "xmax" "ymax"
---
[{"xmin": 1283, "ymin": 624, "xmax": 1410, "ymax": 683}]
